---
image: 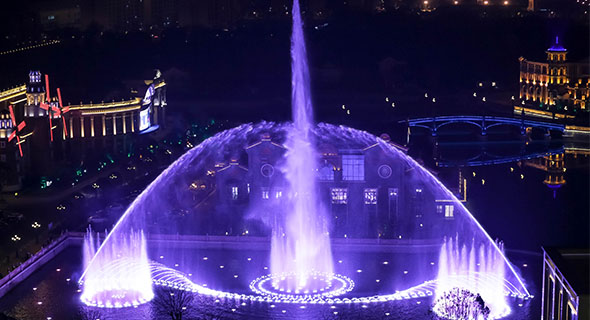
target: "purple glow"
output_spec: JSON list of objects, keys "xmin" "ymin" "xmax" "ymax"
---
[
  {"xmin": 270, "ymin": 0, "xmax": 334, "ymax": 291},
  {"xmin": 436, "ymin": 236, "xmax": 509, "ymax": 319},
  {"xmin": 77, "ymin": 0, "xmax": 532, "ymax": 313},
  {"xmin": 80, "ymin": 229, "xmax": 153, "ymax": 308},
  {"xmin": 548, "ymin": 36, "xmax": 567, "ymax": 52}
]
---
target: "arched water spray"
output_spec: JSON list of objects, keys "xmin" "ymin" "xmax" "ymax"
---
[
  {"xmin": 77, "ymin": 0, "xmax": 530, "ymax": 312},
  {"xmin": 80, "ymin": 228, "xmax": 153, "ymax": 307}
]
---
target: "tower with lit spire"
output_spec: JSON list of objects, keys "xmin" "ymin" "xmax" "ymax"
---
[{"xmin": 546, "ymin": 37, "xmax": 568, "ymax": 108}]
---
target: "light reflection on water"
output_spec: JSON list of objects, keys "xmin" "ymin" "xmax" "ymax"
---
[{"xmin": 0, "ymin": 246, "xmax": 538, "ymax": 320}]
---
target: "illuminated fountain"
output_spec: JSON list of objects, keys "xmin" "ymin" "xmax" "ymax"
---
[
  {"xmin": 78, "ymin": 0, "xmax": 532, "ymax": 316},
  {"xmin": 435, "ymin": 236, "xmax": 509, "ymax": 319},
  {"xmin": 80, "ymin": 229, "xmax": 153, "ymax": 308},
  {"xmin": 269, "ymin": 0, "xmax": 334, "ymax": 292}
]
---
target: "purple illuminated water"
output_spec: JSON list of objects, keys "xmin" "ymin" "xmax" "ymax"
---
[
  {"xmin": 81, "ymin": 229, "xmax": 153, "ymax": 308},
  {"xmin": 270, "ymin": 0, "xmax": 334, "ymax": 291},
  {"xmin": 435, "ymin": 237, "xmax": 509, "ymax": 319},
  {"xmin": 77, "ymin": 0, "xmax": 532, "ymax": 314}
]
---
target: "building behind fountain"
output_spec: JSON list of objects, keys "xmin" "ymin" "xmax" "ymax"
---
[{"xmin": 207, "ymin": 133, "xmax": 458, "ymax": 239}]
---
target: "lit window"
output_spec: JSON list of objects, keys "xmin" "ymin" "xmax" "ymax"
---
[
  {"xmin": 275, "ymin": 190, "xmax": 282, "ymax": 199},
  {"xmin": 342, "ymin": 154, "xmax": 364, "ymax": 181},
  {"xmin": 436, "ymin": 205, "xmax": 443, "ymax": 214},
  {"xmin": 388, "ymin": 188, "xmax": 398, "ymax": 198},
  {"xmin": 364, "ymin": 188, "xmax": 378, "ymax": 205},
  {"xmin": 261, "ymin": 187, "xmax": 269, "ymax": 200},
  {"xmin": 444, "ymin": 205, "xmax": 454, "ymax": 218},
  {"xmin": 231, "ymin": 186, "xmax": 238, "ymax": 200},
  {"xmin": 331, "ymin": 188, "xmax": 347, "ymax": 204}
]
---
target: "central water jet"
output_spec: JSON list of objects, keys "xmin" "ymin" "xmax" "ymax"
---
[{"xmin": 270, "ymin": 0, "xmax": 334, "ymax": 291}]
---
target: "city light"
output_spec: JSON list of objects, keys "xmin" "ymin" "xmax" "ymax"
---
[{"xmin": 4, "ymin": 1, "xmax": 578, "ymax": 318}]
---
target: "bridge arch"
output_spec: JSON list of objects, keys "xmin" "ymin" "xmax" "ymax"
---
[
  {"xmin": 486, "ymin": 122, "xmax": 524, "ymax": 130},
  {"xmin": 435, "ymin": 120, "xmax": 482, "ymax": 131},
  {"xmin": 403, "ymin": 116, "xmax": 565, "ymax": 137}
]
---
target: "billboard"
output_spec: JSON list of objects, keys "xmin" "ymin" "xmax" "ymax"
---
[{"xmin": 143, "ymin": 84, "xmax": 155, "ymax": 106}]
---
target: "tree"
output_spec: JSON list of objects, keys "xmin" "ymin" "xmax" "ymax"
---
[
  {"xmin": 432, "ymin": 287, "xmax": 490, "ymax": 320},
  {"xmin": 152, "ymin": 287, "xmax": 196, "ymax": 320}
]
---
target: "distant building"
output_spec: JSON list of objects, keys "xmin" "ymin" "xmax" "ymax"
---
[
  {"xmin": 518, "ymin": 37, "xmax": 590, "ymax": 116},
  {"xmin": 208, "ymin": 133, "xmax": 455, "ymax": 238},
  {"xmin": 65, "ymin": 70, "xmax": 166, "ymax": 141},
  {"xmin": 177, "ymin": 0, "xmax": 243, "ymax": 30},
  {"xmin": 542, "ymin": 247, "xmax": 589, "ymax": 320},
  {"xmin": 37, "ymin": 1, "xmax": 82, "ymax": 31},
  {"xmin": 0, "ymin": 85, "xmax": 28, "ymax": 191},
  {"xmin": 0, "ymin": 70, "xmax": 167, "ymax": 191}
]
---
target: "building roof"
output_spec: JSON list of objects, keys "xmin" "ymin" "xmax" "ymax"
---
[
  {"xmin": 0, "ymin": 85, "xmax": 27, "ymax": 103},
  {"xmin": 547, "ymin": 36, "xmax": 567, "ymax": 52},
  {"xmin": 68, "ymin": 98, "xmax": 142, "ymax": 116},
  {"xmin": 543, "ymin": 247, "xmax": 590, "ymax": 296}
]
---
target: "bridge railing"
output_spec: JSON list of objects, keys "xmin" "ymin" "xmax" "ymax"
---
[{"xmin": 401, "ymin": 115, "xmax": 565, "ymax": 132}]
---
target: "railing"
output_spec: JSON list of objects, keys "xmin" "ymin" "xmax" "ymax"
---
[
  {"xmin": 402, "ymin": 115, "xmax": 566, "ymax": 132},
  {"xmin": 0, "ymin": 232, "xmax": 83, "ymax": 297}
]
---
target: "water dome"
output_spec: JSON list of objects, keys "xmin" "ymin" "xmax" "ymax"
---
[{"xmin": 79, "ymin": 1, "xmax": 530, "ymax": 318}]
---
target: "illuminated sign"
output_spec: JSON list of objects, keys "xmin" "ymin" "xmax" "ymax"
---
[
  {"xmin": 143, "ymin": 84, "xmax": 155, "ymax": 106},
  {"xmin": 139, "ymin": 108, "xmax": 151, "ymax": 131}
]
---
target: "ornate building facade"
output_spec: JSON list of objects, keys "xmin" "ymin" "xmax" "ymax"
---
[
  {"xmin": 519, "ymin": 37, "xmax": 589, "ymax": 116},
  {"xmin": 0, "ymin": 70, "xmax": 167, "ymax": 191}
]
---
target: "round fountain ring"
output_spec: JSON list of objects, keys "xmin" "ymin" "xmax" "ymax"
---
[
  {"xmin": 249, "ymin": 271, "xmax": 354, "ymax": 302},
  {"xmin": 80, "ymin": 289, "xmax": 153, "ymax": 308}
]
